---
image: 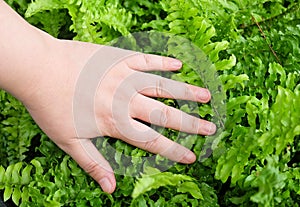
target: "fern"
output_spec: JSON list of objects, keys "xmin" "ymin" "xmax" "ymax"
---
[
  {"xmin": 0, "ymin": 91, "xmax": 40, "ymax": 166},
  {"xmin": 1, "ymin": 0, "xmax": 300, "ymax": 206},
  {"xmin": 25, "ymin": 0, "xmax": 135, "ymax": 43}
]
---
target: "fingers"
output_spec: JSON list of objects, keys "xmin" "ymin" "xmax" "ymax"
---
[
  {"xmin": 132, "ymin": 72, "xmax": 211, "ymax": 103},
  {"xmin": 122, "ymin": 120, "xmax": 197, "ymax": 164},
  {"xmin": 130, "ymin": 94, "xmax": 216, "ymax": 135},
  {"xmin": 125, "ymin": 53, "xmax": 182, "ymax": 71},
  {"xmin": 60, "ymin": 139, "xmax": 116, "ymax": 194}
]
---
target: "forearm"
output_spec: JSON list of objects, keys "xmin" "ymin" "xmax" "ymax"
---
[{"xmin": 0, "ymin": 1, "xmax": 57, "ymax": 101}]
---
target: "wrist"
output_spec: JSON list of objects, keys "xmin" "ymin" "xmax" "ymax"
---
[
  {"xmin": 0, "ymin": 1, "xmax": 61, "ymax": 103},
  {"xmin": 0, "ymin": 0, "xmax": 101, "ymax": 109},
  {"xmin": 2, "ymin": 33, "xmax": 60, "ymax": 104}
]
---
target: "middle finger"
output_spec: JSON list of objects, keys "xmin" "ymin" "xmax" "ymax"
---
[
  {"xmin": 130, "ymin": 94, "xmax": 216, "ymax": 135},
  {"xmin": 134, "ymin": 72, "xmax": 211, "ymax": 103}
]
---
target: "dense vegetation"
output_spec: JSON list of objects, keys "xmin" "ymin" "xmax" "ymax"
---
[{"xmin": 1, "ymin": 0, "xmax": 300, "ymax": 206}]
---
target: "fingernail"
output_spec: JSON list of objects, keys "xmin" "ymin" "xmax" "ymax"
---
[
  {"xmin": 199, "ymin": 89, "xmax": 211, "ymax": 102},
  {"xmin": 171, "ymin": 59, "xmax": 182, "ymax": 69},
  {"xmin": 99, "ymin": 177, "xmax": 112, "ymax": 193},
  {"xmin": 206, "ymin": 123, "xmax": 217, "ymax": 135},
  {"xmin": 183, "ymin": 152, "xmax": 196, "ymax": 163}
]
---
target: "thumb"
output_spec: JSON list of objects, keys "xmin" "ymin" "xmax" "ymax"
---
[{"xmin": 61, "ymin": 139, "xmax": 116, "ymax": 193}]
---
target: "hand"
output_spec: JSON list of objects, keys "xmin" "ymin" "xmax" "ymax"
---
[{"xmin": 23, "ymin": 39, "xmax": 216, "ymax": 193}]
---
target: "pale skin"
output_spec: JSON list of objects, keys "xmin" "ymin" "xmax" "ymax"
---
[{"xmin": 0, "ymin": 1, "xmax": 216, "ymax": 193}]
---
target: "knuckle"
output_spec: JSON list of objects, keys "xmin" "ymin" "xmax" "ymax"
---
[
  {"xmin": 143, "ymin": 54, "xmax": 151, "ymax": 66},
  {"xmin": 191, "ymin": 117, "xmax": 199, "ymax": 132},
  {"xmin": 143, "ymin": 137, "xmax": 159, "ymax": 152},
  {"xmin": 81, "ymin": 160, "xmax": 109, "ymax": 184},
  {"xmin": 155, "ymin": 78, "xmax": 165, "ymax": 97},
  {"xmin": 83, "ymin": 160, "xmax": 101, "ymax": 175},
  {"xmin": 184, "ymin": 85, "xmax": 192, "ymax": 99},
  {"xmin": 159, "ymin": 107, "xmax": 170, "ymax": 126}
]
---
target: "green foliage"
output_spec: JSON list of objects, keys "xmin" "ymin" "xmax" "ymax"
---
[
  {"xmin": 0, "ymin": 154, "xmax": 115, "ymax": 206},
  {"xmin": 132, "ymin": 167, "xmax": 198, "ymax": 199},
  {"xmin": 131, "ymin": 167, "xmax": 219, "ymax": 207},
  {"xmin": 0, "ymin": 91, "xmax": 39, "ymax": 166},
  {"xmin": 246, "ymin": 156, "xmax": 289, "ymax": 206},
  {"xmin": 1, "ymin": 0, "xmax": 300, "ymax": 206},
  {"xmin": 24, "ymin": 0, "xmax": 163, "ymax": 42}
]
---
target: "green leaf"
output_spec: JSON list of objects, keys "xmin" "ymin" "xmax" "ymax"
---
[
  {"xmin": 4, "ymin": 185, "xmax": 13, "ymax": 202},
  {"xmin": 220, "ymin": 73, "xmax": 249, "ymax": 91},
  {"xmin": 11, "ymin": 162, "xmax": 23, "ymax": 184},
  {"xmin": 12, "ymin": 187, "xmax": 22, "ymax": 206},
  {"xmin": 25, "ymin": 0, "xmax": 63, "ymax": 17},
  {"xmin": 30, "ymin": 159, "xmax": 43, "ymax": 175},
  {"xmin": 0, "ymin": 166, "xmax": 5, "ymax": 184},
  {"xmin": 250, "ymin": 156, "xmax": 288, "ymax": 206},
  {"xmin": 20, "ymin": 186, "xmax": 30, "ymax": 205},
  {"xmin": 177, "ymin": 181, "xmax": 203, "ymax": 199},
  {"xmin": 43, "ymin": 200, "xmax": 62, "ymax": 207},
  {"xmin": 4, "ymin": 165, "xmax": 14, "ymax": 183},
  {"xmin": 132, "ymin": 167, "xmax": 193, "ymax": 198},
  {"xmin": 21, "ymin": 165, "xmax": 32, "ymax": 185}
]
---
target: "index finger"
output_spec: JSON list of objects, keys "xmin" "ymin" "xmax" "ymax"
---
[
  {"xmin": 125, "ymin": 53, "xmax": 182, "ymax": 71},
  {"xmin": 128, "ymin": 72, "xmax": 211, "ymax": 103}
]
